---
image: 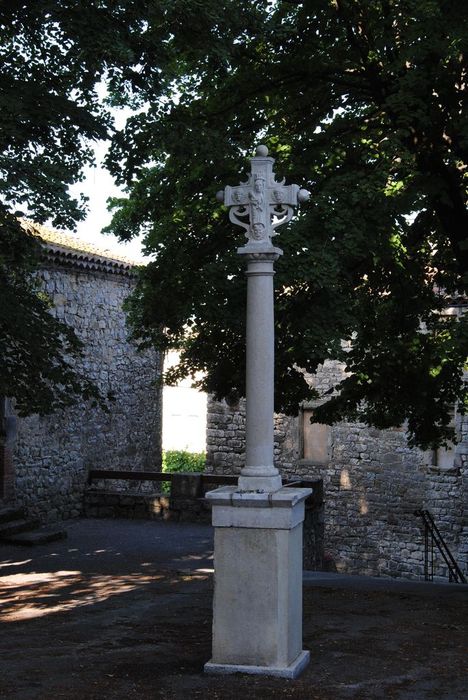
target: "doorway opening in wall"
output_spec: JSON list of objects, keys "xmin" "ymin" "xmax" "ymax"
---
[{"xmin": 162, "ymin": 352, "xmax": 207, "ymax": 455}]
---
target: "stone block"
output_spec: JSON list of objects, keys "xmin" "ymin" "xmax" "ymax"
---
[
  {"xmin": 120, "ymin": 495, "xmax": 137, "ymax": 506},
  {"xmin": 206, "ymin": 488, "xmax": 309, "ymax": 678},
  {"xmin": 97, "ymin": 507, "xmax": 115, "ymax": 517},
  {"xmin": 170, "ymin": 473, "xmax": 203, "ymax": 498},
  {"xmin": 133, "ymin": 505, "xmax": 148, "ymax": 518},
  {"xmin": 163, "ymin": 509, "xmax": 178, "ymax": 521},
  {"xmin": 103, "ymin": 494, "xmax": 119, "ymax": 505}
]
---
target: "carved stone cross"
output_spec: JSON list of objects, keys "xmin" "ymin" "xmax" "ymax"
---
[
  {"xmin": 205, "ymin": 144, "xmax": 312, "ymax": 680},
  {"xmin": 216, "ymin": 144, "xmax": 310, "ymax": 247}
]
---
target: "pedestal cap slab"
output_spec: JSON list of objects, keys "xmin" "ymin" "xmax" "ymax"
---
[{"xmin": 205, "ymin": 486, "xmax": 312, "ymax": 530}]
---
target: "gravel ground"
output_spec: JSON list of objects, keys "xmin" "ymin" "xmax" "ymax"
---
[{"xmin": 0, "ymin": 518, "xmax": 467, "ymax": 700}]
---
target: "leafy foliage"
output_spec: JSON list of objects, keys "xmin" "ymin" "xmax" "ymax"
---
[
  {"xmin": 161, "ymin": 450, "xmax": 206, "ymax": 492},
  {"xmin": 162, "ymin": 450, "xmax": 206, "ymax": 475},
  {"xmin": 104, "ymin": 0, "xmax": 468, "ymax": 449},
  {"xmin": 0, "ymin": 221, "xmax": 106, "ymax": 416},
  {"xmin": 3, "ymin": 2, "xmax": 467, "ymax": 446},
  {"xmin": 0, "ymin": 2, "xmax": 149, "ymax": 414}
]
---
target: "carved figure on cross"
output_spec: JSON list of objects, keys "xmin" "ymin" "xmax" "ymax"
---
[{"xmin": 217, "ymin": 144, "xmax": 310, "ymax": 247}]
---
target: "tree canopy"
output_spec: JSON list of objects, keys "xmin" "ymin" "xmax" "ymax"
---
[
  {"xmin": 103, "ymin": 0, "xmax": 468, "ymax": 450},
  {"xmin": 2, "ymin": 1, "xmax": 467, "ymax": 447},
  {"xmin": 0, "ymin": 1, "xmax": 149, "ymax": 414}
]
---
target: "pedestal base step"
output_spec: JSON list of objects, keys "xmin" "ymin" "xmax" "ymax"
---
[{"xmin": 204, "ymin": 650, "xmax": 310, "ymax": 680}]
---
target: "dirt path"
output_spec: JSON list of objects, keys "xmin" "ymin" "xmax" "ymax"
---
[{"xmin": 0, "ymin": 519, "xmax": 466, "ymax": 699}]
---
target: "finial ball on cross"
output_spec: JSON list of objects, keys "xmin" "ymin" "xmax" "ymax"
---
[
  {"xmin": 255, "ymin": 144, "xmax": 269, "ymax": 157},
  {"xmin": 216, "ymin": 144, "xmax": 310, "ymax": 248}
]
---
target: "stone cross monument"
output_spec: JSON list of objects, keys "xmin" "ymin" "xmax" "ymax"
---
[
  {"xmin": 205, "ymin": 146, "xmax": 313, "ymax": 679},
  {"xmin": 216, "ymin": 144, "xmax": 310, "ymax": 493}
]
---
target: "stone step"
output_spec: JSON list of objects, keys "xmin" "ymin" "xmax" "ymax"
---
[
  {"xmin": 0, "ymin": 505, "xmax": 26, "ymax": 523},
  {"xmin": 2, "ymin": 526, "xmax": 67, "ymax": 546},
  {"xmin": 0, "ymin": 518, "xmax": 41, "ymax": 538}
]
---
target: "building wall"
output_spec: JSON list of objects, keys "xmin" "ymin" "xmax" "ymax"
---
[
  {"xmin": 13, "ymin": 264, "xmax": 161, "ymax": 523},
  {"xmin": 206, "ymin": 360, "xmax": 468, "ymax": 581},
  {"xmin": 206, "ymin": 396, "xmax": 297, "ymax": 476}
]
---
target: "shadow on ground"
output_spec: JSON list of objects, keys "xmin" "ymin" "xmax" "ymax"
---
[{"xmin": 0, "ymin": 518, "xmax": 466, "ymax": 699}]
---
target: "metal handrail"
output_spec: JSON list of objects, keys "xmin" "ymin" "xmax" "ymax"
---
[{"xmin": 414, "ymin": 509, "xmax": 466, "ymax": 584}]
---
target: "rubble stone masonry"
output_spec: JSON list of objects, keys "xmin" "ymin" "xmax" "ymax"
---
[
  {"xmin": 12, "ymin": 261, "xmax": 161, "ymax": 523},
  {"xmin": 206, "ymin": 361, "xmax": 468, "ymax": 581}
]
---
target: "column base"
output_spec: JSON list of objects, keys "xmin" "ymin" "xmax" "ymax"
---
[
  {"xmin": 205, "ymin": 650, "xmax": 310, "ymax": 680},
  {"xmin": 237, "ymin": 473, "xmax": 282, "ymax": 492}
]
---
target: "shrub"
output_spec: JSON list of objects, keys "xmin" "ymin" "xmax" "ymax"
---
[{"xmin": 161, "ymin": 450, "xmax": 206, "ymax": 492}]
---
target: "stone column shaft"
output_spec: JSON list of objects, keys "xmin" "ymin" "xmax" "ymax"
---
[
  {"xmin": 245, "ymin": 257, "xmax": 274, "ymax": 469},
  {"xmin": 237, "ymin": 253, "xmax": 282, "ymax": 492}
]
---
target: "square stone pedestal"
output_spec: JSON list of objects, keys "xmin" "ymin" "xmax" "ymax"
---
[{"xmin": 204, "ymin": 486, "xmax": 311, "ymax": 679}]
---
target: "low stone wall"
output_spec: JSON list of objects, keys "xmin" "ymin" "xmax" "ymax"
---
[
  {"xmin": 83, "ymin": 473, "xmax": 325, "ymax": 570},
  {"xmin": 84, "ymin": 472, "xmax": 212, "ymax": 522},
  {"xmin": 84, "ymin": 490, "xmax": 212, "ymax": 523}
]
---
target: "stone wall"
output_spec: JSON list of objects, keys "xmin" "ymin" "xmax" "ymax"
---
[
  {"xmin": 12, "ymin": 263, "xmax": 161, "ymax": 523},
  {"xmin": 206, "ymin": 396, "xmax": 298, "ymax": 475},
  {"xmin": 206, "ymin": 361, "xmax": 467, "ymax": 581},
  {"xmin": 83, "ymin": 471, "xmax": 325, "ymax": 569},
  {"xmin": 83, "ymin": 490, "xmax": 211, "ymax": 523}
]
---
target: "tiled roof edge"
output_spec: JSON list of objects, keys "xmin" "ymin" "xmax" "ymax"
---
[{"xmin": 22, "ymin": 220, "xmax": 142, "ymax": 276}]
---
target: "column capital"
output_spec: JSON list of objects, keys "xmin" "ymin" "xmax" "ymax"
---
[{"xmin": 237, "ymin": 244, "xmax": 283, "ymax": 261}]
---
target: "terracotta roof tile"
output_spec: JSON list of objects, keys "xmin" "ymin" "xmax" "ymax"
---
[{"xmin": 22, "ymin": 220, "xmax": 142, "ymax": 276}]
